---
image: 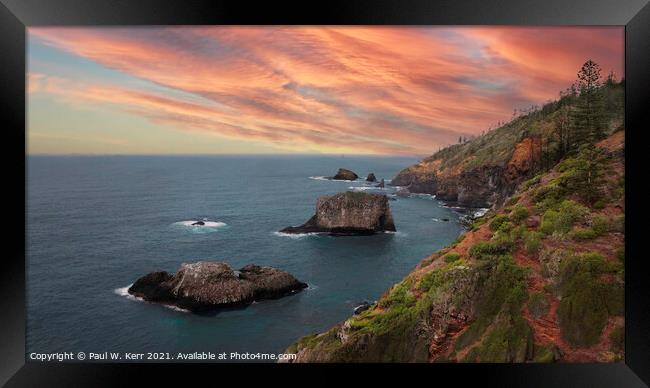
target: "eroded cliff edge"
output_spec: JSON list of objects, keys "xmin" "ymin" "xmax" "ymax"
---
[{"xmin": 285, "ymin": 130, "xmax": 624, "ymax": 362}]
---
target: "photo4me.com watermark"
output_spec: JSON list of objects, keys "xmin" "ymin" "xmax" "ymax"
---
[{"xmin": 28, "ymin": 351, "xmax": 297, "ymax": 362}]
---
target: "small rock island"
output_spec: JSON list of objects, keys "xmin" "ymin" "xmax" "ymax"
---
[
  {"xmin": 366, "ymin": 173, "xmax": 377, "ymax": 182},
  {"xmin": 128, "ymin": 261, "xmax": 307, "ymax": 312},
  {"xmin": 280, "ymin": 191, "xmax": 396, "ymax": 236},
  {"xmin": 332, "ymin": 168, "xmax": 358, "ymax": 181}
]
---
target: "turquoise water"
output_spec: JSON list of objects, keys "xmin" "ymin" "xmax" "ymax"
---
[{"xmin": 26, "ymin": 155, "xmax": 464, "ymax": 360}]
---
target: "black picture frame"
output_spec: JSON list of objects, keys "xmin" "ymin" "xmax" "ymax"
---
[{"xmin": 1, "ymin": 0, "xmax": 649, "ymax": 386}]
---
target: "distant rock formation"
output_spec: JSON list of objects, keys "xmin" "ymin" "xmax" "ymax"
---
[
  {"xmin": 332, "ymin": 168, "xmax": 358, "ymax": 181},
  {"xmin": 366, "ymin": 173, "xmax": 377, "ymax": 182},
  {"xmin": 128, "ymin": 261, "xmax": 307, "ymax": 312},
  {"xmin": 279, "ymin": 192, "xmax": 396, "ymax": 236}
]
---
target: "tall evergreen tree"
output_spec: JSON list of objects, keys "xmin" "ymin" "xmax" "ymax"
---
[{"xmin": 570, "ymin": 60, "xmax": 607, "ymax": 147}]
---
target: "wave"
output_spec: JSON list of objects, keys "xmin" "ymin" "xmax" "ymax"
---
[
  {"xmin": 273, "ymin": 231, "xmax": 321, "ymax": 239},
  {"xmin": 114, "ymin": 284, "xmax": 189, "ymax": 313},
  {"xmin": 348, "ymin": 186, "xmax": 386, "ymax": 192},
  {"xmin": 171, "ymin": 220, "xmax": 228, "ymax": 233},
  {"xmin": 413, "ymin": 193, "xmax": 435, "ymax": 200},
  {"xmin": 473, "ymin": 208, "xmax": 490, "ymax": 218},
  {"xmin": 308, "ymin": 176, "xmax": 359, "ymax": 183}
]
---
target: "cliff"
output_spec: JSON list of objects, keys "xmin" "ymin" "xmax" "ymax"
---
[
  {"xmin": 392, "ymin": 82, "xmax": 623, "ymax": 208},
  {"xmin": 285, "ymin": 124, "xmax": 625, "ymax": 363}
]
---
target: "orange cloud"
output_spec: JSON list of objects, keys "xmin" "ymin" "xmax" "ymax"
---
[{"xmin": 28, "ymin": 26, "xmax": 624, "ymax": 155}]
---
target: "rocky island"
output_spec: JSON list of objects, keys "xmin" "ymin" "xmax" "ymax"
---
[
  {"xmin": 128, "ymin": 261, "xmax": 307, "ymax": 312},
  {"xmin": 280, "ymin": 191, "xmax": 396, "ymax": 236},
  {"xmin": 331, "ymin": 168, "xmax": 358, "ymax": 181}
]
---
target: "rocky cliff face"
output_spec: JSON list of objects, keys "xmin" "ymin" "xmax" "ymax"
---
[
  {"xmin": 392, "ymin": 136, "xmax": 543, "ymax": 208},
  {"xmin": 285, "ymin": 130, "xmax": 625, "ymax": 363},
  {"xmin": 128, "ymin": 261, "xmax": 307, "ymax": 312},
  {"xmin": 280, "ymin": 192, "xmax": 396, "ymax": 236}
]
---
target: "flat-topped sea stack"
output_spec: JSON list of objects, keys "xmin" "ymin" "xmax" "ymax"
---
[
  {"xmin": 332, "ymin": 168, "xmax": 358, "ymax": 181},
  {"xmin": 128, "ymin": 261, "xmax": 307, "ymax": 312},
  {"xmin": 280, "ymin": 192, "xmax": 396, "ymax": 236}
]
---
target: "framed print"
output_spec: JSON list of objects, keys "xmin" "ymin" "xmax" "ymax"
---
[{"xmin": 1, "ymin": 0, "xmax": 649, "ymax": 386}]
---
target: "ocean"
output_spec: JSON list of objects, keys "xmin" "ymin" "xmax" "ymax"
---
[{"xmin": 26, "ymin": 155, "xmax": 465, "ymax": 360}]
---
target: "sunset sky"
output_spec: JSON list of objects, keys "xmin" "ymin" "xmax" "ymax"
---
[{"xmin": 27, "ymin": 26, "xmax": 624, "ymax": 156}]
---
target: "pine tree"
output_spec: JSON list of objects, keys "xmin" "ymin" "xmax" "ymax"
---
[{"xmin": 570, "ymin": 60, "xmax": 607, "ymax": 147}]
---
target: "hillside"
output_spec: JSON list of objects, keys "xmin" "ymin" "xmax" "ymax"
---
[
  {"xmin": 284, "ymin": 74, "xmax": 625, "ymax": 363},
  {"xmin": 391, "ymin": 81, "xmax": 624, "ymax": 208}
]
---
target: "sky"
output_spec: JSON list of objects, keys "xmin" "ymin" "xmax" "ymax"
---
[{"xmin": 27, "ymin": 26, "xmax": 624, "ymax": 156}]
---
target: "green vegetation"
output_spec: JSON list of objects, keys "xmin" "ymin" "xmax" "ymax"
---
[
  {"xmin": 571, "ymin": 227, "xmax": 598, "ymax": 241},
  {"xmin": 489, "ymin": 214, "xmax": 511, "ymax": 232},
  {"xmin": 557, "ymin": 252, "xmax": 623, "ymax": 347},
  {"xmin": 524, "ymin": 231, "xmax": 543, "ymax": 255},
  {"xmin": 455, "ymin": 255, "xmax": 532, "ymax": 362},
  {"xmin": 532, "ymin": 344, "xmax": 560, "ymax": 363},
  {"xmin": 469, "ymin": 239, "xmax": 513, "ymax": 258},
  {"xmin": 539, "ymin": 200, "xmax": 589, "ymax": 235},
  {"xmin": 344, "ymin": 190, "xmax": 370, "ymax": 204},
  {"xmin": 444, "ymin": 252, "xmax": 461, "ymax": 263},
  {"xmin": 510, "ymin": 205, "xmax": 530, "ymax": 223},
  {"xmin": 285, "ymin": 61, "xmax": 626, "ymax": 363}
]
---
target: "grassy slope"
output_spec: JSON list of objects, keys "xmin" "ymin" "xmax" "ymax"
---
[
  {"xmin": 286, "ymin": 87, "xmax": 625, "ymax": 363},
  {"xmin": 394, "ymin": 82, "xmax": 624, "ymax": 186}
]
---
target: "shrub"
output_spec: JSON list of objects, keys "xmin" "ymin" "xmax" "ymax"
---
[
  {"xmin": 524, "ymin": 231, "xmax": 543, "ymax": 255},
  {"xmin": 540, "ymin": 210, "xmax": 559, "ymax": 235},
  {"xmin": 510, "ymin": 205, "xmax": 530, "ymax": 224},
  {"xmin": 532, "ymin": 184, "xmax": 564, "ymax": 207},
  {"xmin": 444, "ymin": 252, "xmax": 461, "ymax": 263},
  {"xmin": 593, "ymin": 200, "xmax": 606, "ymax": 209},
  {"xmin": 540, "ymin": 200, "xmax": 588, "ymax": 235},
  {"xmin": 469, "ymin": 240, "xmax": 512, "ymax": 258},
  {"xmin": 489, "ymin": 214, "xmax": 511, "ymax": 232},
  {"xmin": 497, "ymin": 221, "xmax": 514, "ymax": 233},
  {"xmin": 571, "ymin": 227, "xmax": 598, "ymax": 241},
  {"xmin": 510, "ymin": 225, "xmax": 527, "ymax": 242},
  {"xmin": 592, "ymin": 214, "xmax": 610, "ymax": 235}
]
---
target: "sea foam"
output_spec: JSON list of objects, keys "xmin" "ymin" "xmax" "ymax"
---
[{"xmin": 114, "ymin": 284, "xmax": 189, "ymax": 313}]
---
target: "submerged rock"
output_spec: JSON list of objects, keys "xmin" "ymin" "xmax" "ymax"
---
[
  {"xmin": 396, "ymin": 187, "xmax": 410, "ymax": 197},
  {"xmin": 332, "ymin": 168, "xmax": 359, "ymax": 181},
  {"xmin": 279, "ymin": 192, "xmax": 396, "ymax": 236},
  {"xmin": 191, "ymin": 221, "xmax": 205, "ymax": 226},
  {"xmin": 366, "ymin": 173, "xmax": 377, "ymax": 182},
  {"xmin": 128, "ymin": 261, "xmax": 307, "ymax": 312}
]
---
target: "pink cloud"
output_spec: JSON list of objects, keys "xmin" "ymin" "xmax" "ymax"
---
[{"xmin": 28, "ymin": 26, "xmax": 624, "ymax": 155}]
